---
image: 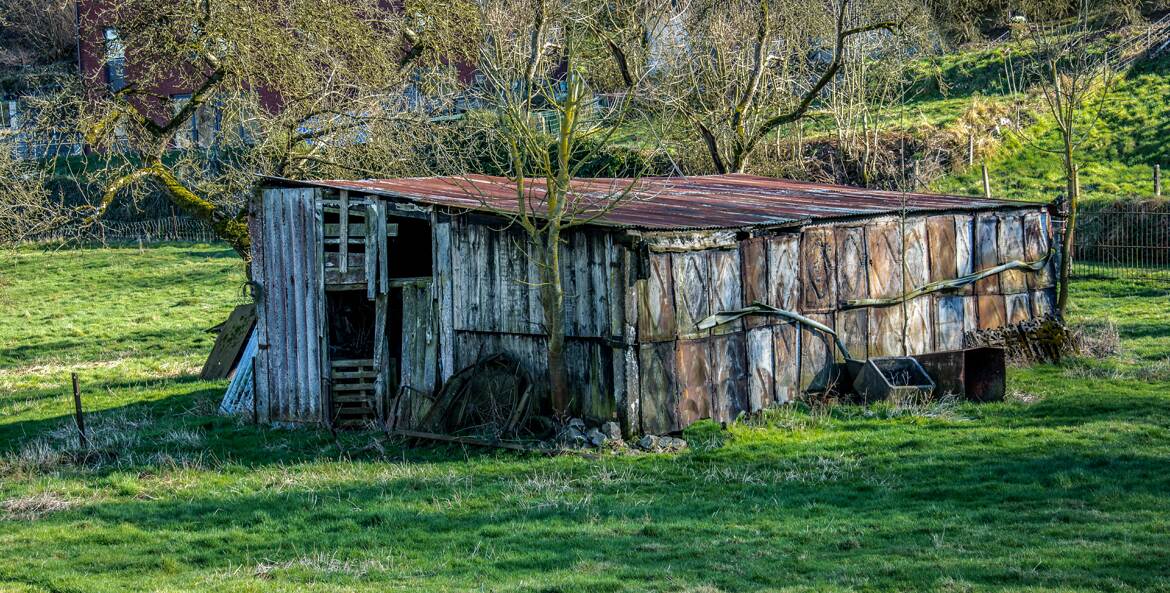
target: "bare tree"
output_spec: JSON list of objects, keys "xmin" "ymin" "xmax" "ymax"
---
[
  {"xmin": 454, "ymin": 0, "xmax": 660, "ymax": 416},
  {"xmin": 646, "ymin": 0, "xmax": 915, "ymax": 174},
  {"xmin": 823, "ymin": 19, "xmax": 918, "ymax": 187},
  {"xmin": 0, "ymin": 130, "xmax": 62, "ymax": 247},
  {"xmin": 75, "ymin": 0, "xmax": 468, "ymax": 257},
  {"xmin": 0, "ymin": 0, "xmax": 77, "ymax": 67},
  {"xmin": 1006, "ymin": 1, "xmax": 1115, "ymax": 316}
]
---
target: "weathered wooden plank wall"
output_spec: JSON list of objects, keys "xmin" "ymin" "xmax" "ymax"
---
[
  {"xmin": 432, "ymin": 218, "xmax": 456, "ymax": 384},
  {"xmin": 673, "ymin": 251, "xmax": 711, "ymax": 339},
  {"xmin": 634, "ymin": 234, "xmax": 805, "ymax": 434},
  {"xmin": 249, "ymin": 193, "xmax": 269, "ymax": 423},
  {"xmin": 676, "ymin": 339, "xmax": 711, "ymax": 428},
  {"xmin": 254, "ymin": 188, "xmax": 325, "ymax": 424},
  {"xmin": 369, "ymin": 203, "xmax": 389, "ymax": 421},
  {"xmin": 801, "ymin": 227, "xmax": 836, "ymax": 312},
  {"xmin": 450, "ymin": 332, "xmax": 615, "ymax": 420},
  {"xmin": 441, "ymin": 216, "xmax": 624, "ymax": 424},
  {"xmin": 638, "ymin": 252, "xmax": 676, "ymax": 341},
  {"xmin": 448, "ymin": 218, "xmax": 615, "ymax": 339},
  {"xmin": 253, "ymin": 183, "xmax": 1058, "ymax": 437},
  {"xmin": 799, "ymin": 312, "xmax": 834, "ymax": 390},
  {"xmin": 400, "ymin": 279, "xmax": 438, "ymax": 397},
  {"xmin": 836, "ymin": 309, "xmax": 868, "ymax": 360},
  {"xmin": 745, "ymin": 327, "xmax": 774, "ymax": 410},
  {"xmin": 866, "ymin": 220, "xmax": 904, "ymax": 301},
  {"xmin": 838, "ymin": 210, "xmax": 1055, "ymax": 359}
]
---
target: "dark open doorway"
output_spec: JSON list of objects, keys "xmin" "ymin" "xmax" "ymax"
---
[{"xmin": 323, "ymin": 211, "xmax": 433, "ymax": 428}]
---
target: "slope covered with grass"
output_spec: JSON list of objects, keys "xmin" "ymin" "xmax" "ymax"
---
[
  {"xmin": 2, "ymin": 246, "xmax": 1170, "ymax": 592},
  {"xmin": 934, "ymin": 52, "xmax": 1170, "ymax": 203}
]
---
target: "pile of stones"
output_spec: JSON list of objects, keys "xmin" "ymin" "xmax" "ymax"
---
[
  {"xmin": 555, "ymin": 418, "xmax": 686, "ymax": 453},
  {"xmin": 635, "ymin": 434, "xmax": 688, "ymax": 452}
]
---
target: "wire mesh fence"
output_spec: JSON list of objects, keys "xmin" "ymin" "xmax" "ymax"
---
[{"xmin": 1073, "ymin": 201, "xmax": 1170, "ymax": 285}]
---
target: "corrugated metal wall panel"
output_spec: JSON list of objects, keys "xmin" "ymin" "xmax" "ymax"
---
[{"xmin": 626, "ymin": 205, "xmax": 1058, "ymax": 434}]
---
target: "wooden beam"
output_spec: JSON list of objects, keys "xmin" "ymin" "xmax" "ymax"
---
[
  {"xmin": 71, "ymin": 372, "xmax": 87, "ymax": 448},
  {"xmin": 388, "ymin": 429, "xmax": 542, "ymax": 453},
  {"xmin": 339, "ymin": 190, "xmax": 349, "ymax": 274}
]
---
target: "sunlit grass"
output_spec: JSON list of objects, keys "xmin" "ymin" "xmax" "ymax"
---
[
  {"xmin": 1, "ymin": 244, "xmax": 1168, "ymax": 592},
  {"xmin": 934, "ymin": 54, "xmax": 1170, "ymax": 203}
]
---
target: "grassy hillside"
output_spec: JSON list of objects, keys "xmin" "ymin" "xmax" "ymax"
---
[
  {"xmin": 934, "ymin": 52, "xmax": 1170, "ymax": 203},
  {"xmin": 2, "ymin": 245, "xmax": 1170, "ymax": 592}
]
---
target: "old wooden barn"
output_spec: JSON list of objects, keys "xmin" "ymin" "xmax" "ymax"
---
[{"xmin": 243, "ymin": 174, "xmax": 1057, "ymax": 435}]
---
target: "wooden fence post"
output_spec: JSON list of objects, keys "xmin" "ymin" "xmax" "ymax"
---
[
  {"xmin": 71, "ymin": 372, "xmax": 88, "ymax": 448},
  {"xmin": 1156, "ymin": 164, "xmax": 1162, "ymax": 198},
  {"xmin": 982, "ymin": 163, "xmax": 992, "ymax": 199}
]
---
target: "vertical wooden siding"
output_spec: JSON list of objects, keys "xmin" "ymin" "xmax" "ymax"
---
[
  {"xmin": 400, "ymin": 279, "xmax": 438, "ymax": 396},
  {"xmin": 449, "ymin": 218, "xmax": 615, "ymax": 339},
  {"xmin": 444, "ymin": 216, "xmax": 624, "ymax": 425},
  {"xmin": 254, "ymin": 188, "xmax": 325, "ymax": 424}
]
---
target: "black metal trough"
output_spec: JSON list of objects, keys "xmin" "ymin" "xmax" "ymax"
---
[{"xmin": 851, "ymin": 357, "xmax": 936, "ymax": 403}]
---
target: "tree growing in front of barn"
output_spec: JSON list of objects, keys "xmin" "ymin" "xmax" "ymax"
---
[
  {"xmin": 73, "ymin": 0, "xmax": 476, "ymax": 258},
  {"xmin": 1004, "ymin": 1, "xmax": 1115, "ymax": 317},
  {"xmin": 640, "ymin": 0, "xmax": 920, "ymax": 175},
  {"xmin": 455, "ymin": 0, "xmax": 661, "ymax": 417}
]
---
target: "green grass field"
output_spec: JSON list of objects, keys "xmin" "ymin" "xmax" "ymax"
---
[{"xmin": 2, "ymin": 244, "xmax": 1169, "ymax": 593}]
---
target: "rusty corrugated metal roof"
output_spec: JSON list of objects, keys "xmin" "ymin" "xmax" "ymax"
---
[{"xmin": 275, "ymin": 173, "xmax": 1035, "ymax": 230}]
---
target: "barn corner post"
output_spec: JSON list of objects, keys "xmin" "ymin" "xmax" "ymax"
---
[{"xmin": 248, "ymin": 187, "xmax": 274, "ymax": 424}]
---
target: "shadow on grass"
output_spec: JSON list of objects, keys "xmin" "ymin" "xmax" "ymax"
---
[
  {"xmin": 3, "ymin": 371, "xmax": 1170, "ymax": 591},
  {"xmin": 4, "ymin": 411, "xmax": 1169, "ymax": 592},
  {"xmin": 177, "ymin": 246, "xmax": 238, "ymax": 259},
  {"xmin": 1113, "ymin": 322, "xmax": 1170, "ymax": 342},
  {"xmin": 5, "ymin": 370, "xmax": 1170, "ymax": 470},
  {"xmin": 0, "ymin": 374, "xmax": 212, "ymax": 411},
  {"xmin": 0, "ymin": 379, "xmax": 516, "ymax": 471},
  {"xmin": 0, "ymin": 327, "xmax": 217, "ymax": 369}
]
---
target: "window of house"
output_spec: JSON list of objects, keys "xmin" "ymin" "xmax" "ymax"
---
[
  {"xmin": 171, "ymin": 94, "xmax": 223, "ymax": 149},
  {"xmin": 197, "ymin": 101, "xmax": 222, "ymax": 147},
  {"xmin": 171, "ymin": 94, "xmax": 197, "ymax": 148},
  {"xmin": 104, "ymin": 28, "xmax": 127, "ymax": 92}
]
